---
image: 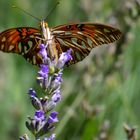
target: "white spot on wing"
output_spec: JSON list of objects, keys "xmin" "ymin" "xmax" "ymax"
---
[
  {"xmin": 9, "ymin": 45, "xmax": 15, "ymax": 51},
  {"xmin": 2, "ymin": 37, "xmax": 6, "ymax": 42},
  {"xmin": 1, "ymin": 44, "xmax": 4, "ymax": 50},
  {"xmin": 33, "ymin": 56, "xmax": 36, "ymax": 64}
]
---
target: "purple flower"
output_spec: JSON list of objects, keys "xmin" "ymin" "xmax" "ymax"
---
[
  {"xmin": 52, "ymin": 90, "xmax": 61, "ymax": 102},
  {"xmin": 37, "ymin": 64, "xmax": 49, "ymax": 89},
  {"xmin": 57, "ymin": 49, "xmax": 72, "ymax": 68},
  {"xmin": 39, "ymin": 44, "xmax": 48, "ymax": 60},
  {"xmin": 47, "ymin": 112, "xmax": 58, "ymax": 124},
  {"xmin": 28, "ymin": 88, "xmax": 37, "ymax": 97},
  {"xmin": 34, "ymin": 110, "xmax": 45, "ymax": 121},
  {"xmin": 55, "ymin": 72, "xmax": 62, "ymax": 82},
  {"xmin": 43, "ymin": 101, "xmax": 56, "ymax": 112},
  {"xmin": 30, "ymin": 95, "xmax": 42, "ymax": 110},
  {"xmin": 60, "ymin": 49, "xmax": 73, "ymax": 62},
  {"xmin": 51, "ymin": 72, "xmax": 62, "ymax": 90},
  {"xmin": 38, "ymin": 64, "xmax": 49, "ymax": 77},
  {"xmin": 44, "ymin": 134, "xmax": 55, "ymax": 140}
]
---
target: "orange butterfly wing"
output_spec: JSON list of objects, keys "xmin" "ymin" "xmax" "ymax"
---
[
  {"xmin": 0, "ymin": 23, "xmax": 122, "ymax": 66},
  {"xmin": 0, "ymin": 27, "xmax": 43, "ymax": 65},
  {"xmin": 52, "ymin": 23, "xmax": 122, "ymax": 64}
]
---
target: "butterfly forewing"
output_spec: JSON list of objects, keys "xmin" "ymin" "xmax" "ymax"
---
[
  {"xmin": 0, "ymin": 27, "xmax": 43, "ymax": 65},
  {"xmin": 52, "ymin": 23, "xmax": 122, "ymax": 64}
]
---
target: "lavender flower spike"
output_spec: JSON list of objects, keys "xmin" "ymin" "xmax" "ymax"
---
[{"xmin": 22, "ymin": 43, "xmax": 73, "ymax": 139}]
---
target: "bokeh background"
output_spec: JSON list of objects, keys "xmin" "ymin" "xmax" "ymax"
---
[{"xmin": 0, "ymin": 0, "xmax": 140, "ymax": 140}]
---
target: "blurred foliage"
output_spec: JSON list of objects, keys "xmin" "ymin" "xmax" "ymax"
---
[{"xmin": 0, "ymin": 0, "xmax": 140, "ymax": 140}]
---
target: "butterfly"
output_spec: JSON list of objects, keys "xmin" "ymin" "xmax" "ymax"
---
[{"xmin": 0, "ymin": 20, "xmax": 122, "ymax": 66}]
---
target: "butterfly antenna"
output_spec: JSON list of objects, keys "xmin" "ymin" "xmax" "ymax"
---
[
  {"xmin": 12, "ymin": 5, "xmax": 40, "ymax": 21},
  {"xmin": 44, "ymin": 1, "xmax": 60, "ymax": 21}
]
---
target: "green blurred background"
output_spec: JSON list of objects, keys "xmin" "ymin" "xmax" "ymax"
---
[{"xmin": 0, "ymin": 0, "xmax": 140, "ymax": 140}]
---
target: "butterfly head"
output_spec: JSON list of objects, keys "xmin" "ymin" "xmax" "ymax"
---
[{"xmin": 40, "ymin": 20, "xmax": 49, "ymax": 29}]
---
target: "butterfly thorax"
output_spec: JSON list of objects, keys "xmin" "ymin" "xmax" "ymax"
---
[
  {"xmin": 40, "ymin": 21, "xmax": 51, "ymax": 41},
  {"xmin": 40, "ymin": 20, "xmax": 58, "ymax": 63}
]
